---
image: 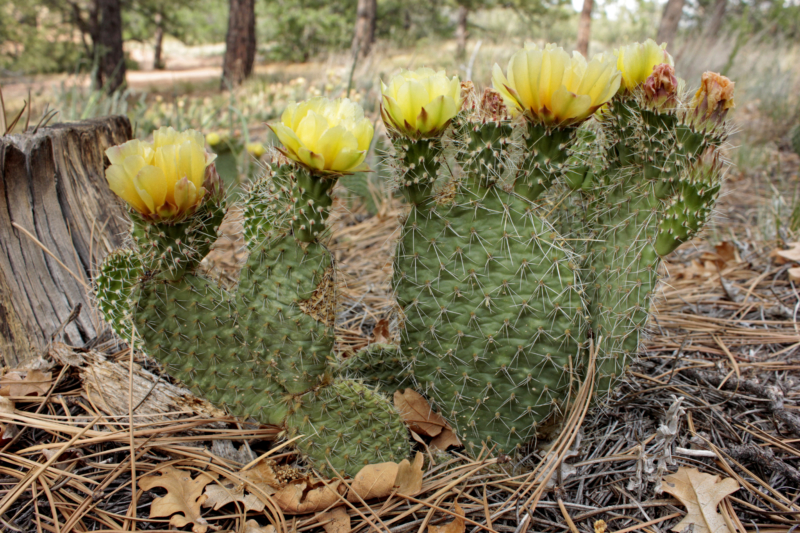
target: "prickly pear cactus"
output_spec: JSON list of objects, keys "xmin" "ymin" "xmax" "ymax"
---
[
  {"xmin": 94, "ymin": 117, "xmax": 410, "ymax": 476},
  {"xmin": 349, "ymin": 42, "xmax": 734, "ymax": 455}
]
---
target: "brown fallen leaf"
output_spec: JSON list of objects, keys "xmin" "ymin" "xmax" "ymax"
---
[
  {"xmin": 429, "ymin": 503, "xmax": 465, "ymax": 533},
  {"xmin": 202, "ymin": 459, "xmax": 282, "ymax": 512},
  {"xmin": 430, "ymin": 427, "xmax": 461, "ymax": 451},
  {"xmin": 347, "ymin": 462, "xmax": 399, "ymax": 501},
  {"xmin": 273, "ymin": 479, "xmax": 343, "ymax": 514},
  {"xmin": 395, "ymin": 452, "xmax": 424, "ymax": 495},
  {"xmin": 662, "ymin": 467, "xmax": 739, "ymax": 533},
  {"xmin": 714, "ymin": 242, "xmax": 739, "ymax": 265},
  {"xmin": 0, "ymin": 369, "xmax": 52, "ymax": 397},
  {"xmin": 774, "ymin": 242, "xmax": 800, "ymax": 265},
  {"xmin": 0, "ymin": 396, "xmax": 18, "ymax": 442},
  {"xmin": 139, "ymin": 466, "xmax": 218, "ymax": 533},
  {"xmin": 394, "ymin": 389, "xmax": 451, "ymax": 438},
  {"xmin": 789, "ymin": 266, "xmax": 800, "ymax": 283},
  {"xmin": 316, "ymin": 506, "xmax": 351, "ymax": 533},
  {"xmin": 371, "ymin": 318, "xmax": 392, "ymax": 344},
  {"xmin": 244, "ymin": 519, "xmax": 277, "ymax": 533}
]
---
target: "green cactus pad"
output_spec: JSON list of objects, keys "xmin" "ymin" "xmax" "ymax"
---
[
  {"xmin": 95, "ymin": 249, "xmax": 143, "ymax": 343},
  {"xmin": 238, "ymin": 235, "xmax": 336, "ymax": 394},
  {"xmin": 656, "ymin": 154, "xmax": 723, "ymax": 256},
  {"xmin": 286, "ymin": 379, "xmax": 411, "ymax": 476},
  {"xmin": 341, "ymin": 343, "xmax": 410, "ymax": 393},
  {"xmin": 130, "ymin": 199, "xmax": 226, "ymax": 280},
  {"xmin": 390, "ymin": 117, "xmax": 587, "ymax": 453},
  {"xmin": 134, "ymin": 274, "xmax": 289, "ymax": 426}
]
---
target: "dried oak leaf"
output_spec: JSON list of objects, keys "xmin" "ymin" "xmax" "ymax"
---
[
  {"xmin": 203, "ymin": 460, "xmax": 280, "ymax": 512},
  {"xmin": 714, "ymin": 242, "xmax": 739, "ymax": 265},
  {"xmin": 662, "ymin": 467, "xmax": 739, "ymax": 533},
  {"xmin": 316, "ymin": 506, "xmax": 351, "ymax": 533},
  {"xmin": 394, "ymin": 389, "xmax": 451, "ymax": 438},
  {"xmin": 244, "ymin": 519, "xmax": 277, "ymax": 533},
  {"xmin": 395, "ymin": 452, "xmax": 424, "ymax": 495},
  {"xmin": 347, "ymin": 461, "xmax": 398, "ymax": 501},
  {"xmin": 347, "ymin": 452, "xmax": 425, "ymax": 502},
  {"xmin": 371, "ymin": 318, "xmax": 392, "ymax": 344},
  {"xmin": 773, "ymin": 242, "xmax": 800, "ymax": 265},
  {"xmin": 273, "ymin": 479, "xmax": 343, "ymax": 514},
  {"xmin": 139, "ymin": 465, "xmax": 218, "ymax": 533},
  {"xmin": 428, "ymin": 503, "xmax": 465, "ymax": 533},
  {"xmin": 430, "ymin": 428, "xmax": 461, "ymax": 451},
  {"xmin": 0, "ymin": 396, "xmax": 17, "ymax": 442},
  {"xmin": 0, "ymin": 370, "xmax": 52, "ymax": 397}
]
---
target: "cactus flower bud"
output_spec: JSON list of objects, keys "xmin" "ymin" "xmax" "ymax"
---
[
  {"xmin": 105, "ymin": 127, "xmax": 218, "ymax": 222},
  {"xmin": 688, "ymin": 71, "xmax": 735, "ymax": 127},
  {"xmin": 205, "ymin": 132, "xmax": 222, "ymax": 146},
  {"xmin": 246, "ymin": 142, "xmax": 266, "ymax": 158},
  {"xmin": 270, "ymin": 97, "xmax": 373, "ymax": 174},
  {"xmin": 492, "ymin": 43, "xmax": 621, "ymax": 127},
  {"xmin": 380, "ymin": 68, "xmax": 462, "ymax": 138},
  {"xmin": 643, "ymin": 63, "xmax": 679, "ymax": 110},
  {"xmin": 615, "ymin": 39, "xmax": 673, "ymax": 93}
]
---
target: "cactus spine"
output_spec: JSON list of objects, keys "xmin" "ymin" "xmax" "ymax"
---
[{"xmin": 95, "ymin": 120, "xmax": 409, "ymax": 476}]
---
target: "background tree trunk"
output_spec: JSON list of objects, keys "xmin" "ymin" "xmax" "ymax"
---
[
  {"xmin": 221, "ymin": 0, "xmax": 256, "ymax": 89},
  {"xmin": 352, "ymin": 0, "xmax": 377, "ymax": 57},
  {"xmin": 704, "ymin": 0, "xmax": 728, "ymax": 38},
  {"xmin": 94, "ymin": 0, "xmax": 126, "ymax": 93},
  {"xmin": 153, "ymin": 11, "xmax": 165, "ymax": 70},
  {"xmin": 576, "ymin": 0, "xmax": 593, "ymax": 56},
  {"xmin": 656, "ymin": 0, "xmax": 685, "ymax": 45},
  {"xmin": 0, "ymin": 116, "xmax": 132, "ymax": 368},
  {"xmin": 455, "ymin": 5, "xmax": 469, "ymax": 58}
]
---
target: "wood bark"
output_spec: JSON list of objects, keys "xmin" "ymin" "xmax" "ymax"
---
[
  {"xmin": 704, "ymin": 0, "xmax": 727, "ymax": 39},
  {"xmin": 95, "ymin": 0, "xmax": 127, "ymax": 93},
  {"xmin": 576, "ymin": 0, "xmax": 594, "ymax": 56},
  {"xmin": 456, "ymin": 5, "xmax": 469, "ymax": 59},
  {"xmin": 153, "ymin": 11, "xmax": 165, "ymax": 70},
  {"xmin": 0, "ymin": 116, "xmax": 132, "ymax": 368},
  {"xmin": 221, "ymin": 0, "xmax": 256, "ymax": 89},
  {"xmin": 656, "ymin": 0, "xmax": 685, "ymax": 45},
  {"xmin": 352, "ymin": 0, "xmax": 377, "ymax": 57}
]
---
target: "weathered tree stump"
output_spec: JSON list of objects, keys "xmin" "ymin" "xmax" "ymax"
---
[{"xmin": 0, "ymin": 116, "xmax": 132, "ymax": 368}]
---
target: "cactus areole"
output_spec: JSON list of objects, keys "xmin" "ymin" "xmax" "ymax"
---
[{"xmin": 96, "ymin": 41, "xmax": 734, "ymax": 471}]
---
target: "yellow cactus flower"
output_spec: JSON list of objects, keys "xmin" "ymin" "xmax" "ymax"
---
[
  {"xmin": 246, "ymin": 142, "xmax": 266, "ymax": 158},
  {"xmin": 105, "ymin": 127, "xmax": 218, "ymax": 221},
  {"xmin": 492, "ymin": 43, "xmax": 621, "ymax": 127},
  {"xmin": 615, "ymin": 39, "xmax": 673, "ymax": 92},
  {"xmin": 205, "ymin": 132, "xmax": 222, "ymax": 146},
  {"xmin": 269, "ymin": 97, "xmax": 373, "ymax": 174},
  {"xmin": 380, "ymin": 68, "xmax": 462, "ymax": 138}
]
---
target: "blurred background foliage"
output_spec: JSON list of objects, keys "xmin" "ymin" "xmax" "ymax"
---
[{"xmin": 0, "ymin": 0, "xmax": 799, "ymax": 223}]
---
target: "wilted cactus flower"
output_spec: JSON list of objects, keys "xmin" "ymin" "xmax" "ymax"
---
[
  {"xmin": 105, "ymin": 127, "xmax": 219, "ymax": 222},
  {"xmin": 270, "ymin": 97, "xmax": 373, "ymax": 174},
  {"xmin": 643, "ymin": 63, "xmax": 679, "ymax": 110},
  {"xmin": 615, "ymin": 39, "xmax": 673, "ymax": 93},
  {"xmin": 688, "ymin": 71, "xmax": 735, "ymax": 128},
  {"xmin": 492, "ymin": 43, "xmax": 621, "ymax": 128},
  {"xmin": 380, "ymin": 68, "xmax": 462, "ymax": 138}
]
